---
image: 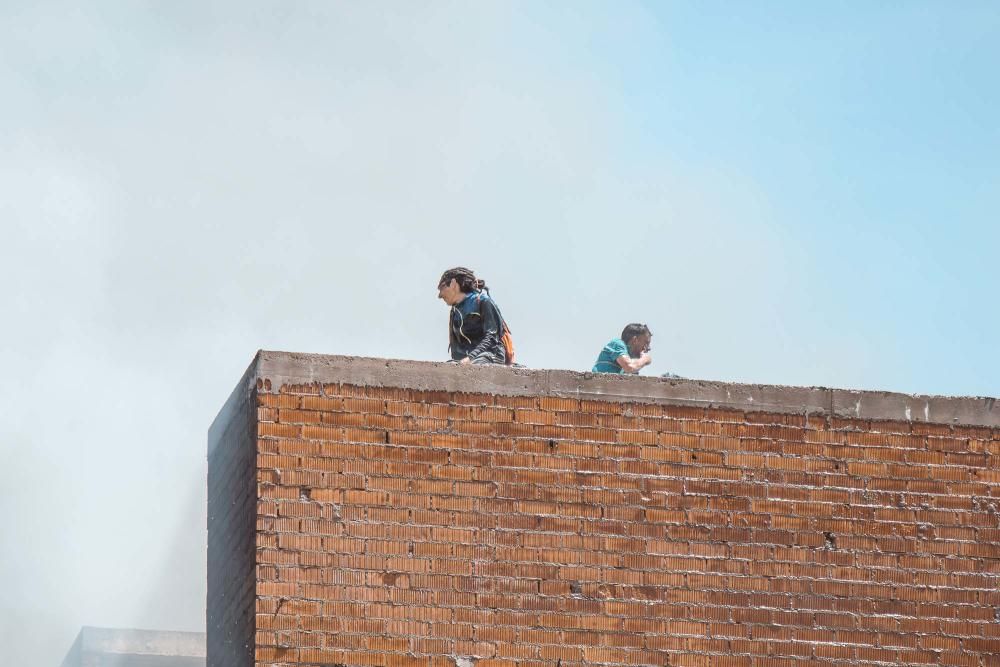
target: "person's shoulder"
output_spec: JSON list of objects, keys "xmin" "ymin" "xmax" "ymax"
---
[
  {"xmin": 605, "ymin": 337, "xmax": 627, "ymax": 351},
  {"xmin": 477, "ymin": 292, "xmax": 501, "ymax": 310}
]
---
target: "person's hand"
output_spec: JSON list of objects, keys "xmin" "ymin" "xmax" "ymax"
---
[
  {"xmin": 459, "ymin": 357, "xmax": 472, "ymax": 366},
  {"xmin": 640, "ymin": 352, "xmax": 652, "ymax": 367}
]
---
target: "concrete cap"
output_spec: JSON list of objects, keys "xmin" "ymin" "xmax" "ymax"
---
[
  {"xmin": 209, "ymin": 352, "xmax": 999, "ymax": 450},
  {"xmin": 208, "ymin": 350, "xmax": 1000, "ymax": 453}
]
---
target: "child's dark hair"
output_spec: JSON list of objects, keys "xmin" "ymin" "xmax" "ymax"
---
[
  {"xmin": 439, "ymin": 267, "xmax": 487, "ymax": 293},
  {"xmin": 621, "ymin": 323, "xmax": 651, "ymax": 344}
]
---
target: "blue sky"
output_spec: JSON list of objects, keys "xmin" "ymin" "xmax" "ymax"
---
[
  {"xmin": 1, "ymin": 2, "xmax": 998, "ymax": 665},
  {"xmin": 501, "ymin": 1, "xmax": 1000, "ymax": 396}
]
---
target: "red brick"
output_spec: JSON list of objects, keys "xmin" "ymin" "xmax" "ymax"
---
[{"xmin": 218, "ymin": 372, "xmax": 1000, "ymax": 667}]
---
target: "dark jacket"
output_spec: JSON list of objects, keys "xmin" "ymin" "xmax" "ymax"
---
[{"xmin": 449, "ymin": 292, "xmax": 507, "ymax": 364}]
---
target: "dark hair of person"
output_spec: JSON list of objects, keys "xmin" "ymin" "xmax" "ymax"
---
[
  {"xmin": 439, "ymin": 267, "xmax": 487, "ymax": 294},
  {"xmin": 621, "ymin": 323, "xmax": 651, "ymax": 343}
]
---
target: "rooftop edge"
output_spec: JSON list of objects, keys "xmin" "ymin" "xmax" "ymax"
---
[
  {"xmin": 244, "ymin": 351, "xmax": 997, "ymax": 429},
  {"xmin": 204, "ymin": 350, "xmax": 1000, "ymax": 457},
  {"xmin": 76, "ymin": 626, "xmax": 206, "ymax": 657}
]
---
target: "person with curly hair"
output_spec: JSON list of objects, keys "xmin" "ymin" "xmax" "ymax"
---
[{"xmin": 437, "ymin": 267, "xmax": 511, "ymax": 365}]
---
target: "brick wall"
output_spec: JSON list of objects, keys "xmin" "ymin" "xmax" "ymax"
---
[{"xmin": 211, "ymin": 353, "xmax": 1000, "ymax": 667}]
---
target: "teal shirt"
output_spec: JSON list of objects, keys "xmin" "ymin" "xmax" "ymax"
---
[{"xmin": 593, "ymin": 338, "xmax": 630, "ymax": 373}]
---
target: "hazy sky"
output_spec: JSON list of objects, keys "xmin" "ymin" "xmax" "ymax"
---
[{"xmin": 2, "ymin": 2, "xmax": 998, "ymax": 665}]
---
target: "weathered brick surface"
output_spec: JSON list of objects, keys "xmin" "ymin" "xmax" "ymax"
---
[{"xmin": 210, "ymin": 354, "xmax": 1000, "ymax": 667}]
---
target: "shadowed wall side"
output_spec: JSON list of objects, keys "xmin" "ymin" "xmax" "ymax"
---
[{"xmin": 207, "ymin": 358, "xmax": 259, "ymax": 667}]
